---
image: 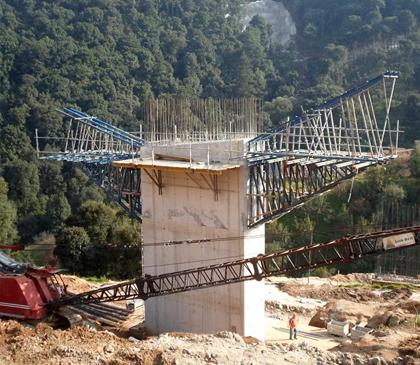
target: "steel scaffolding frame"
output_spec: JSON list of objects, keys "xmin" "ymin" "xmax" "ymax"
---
[
  {"xmin": 246, "ymin": 72, "xmax": 400, "ymax": 227},
  {"xmin": 37, "ymin": 73, "xmax": 401, "ymax": 229},
  {"xmin": 39, "ymin": 107, "xmax": 143, "ymax": 163}
]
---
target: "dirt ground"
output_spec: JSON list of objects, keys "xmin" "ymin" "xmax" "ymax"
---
[
  {"xmin": 61, "ymin": 275, "xmax": 97, "ymax": 293},
  {"xmin": 0, "ymin": 320, "xmax": 409, "ymax": 365},
  {"xmin": 266, "ymin": 275, "xmax": 420, "ymax": 364},
  {"xmin": 0, "ymin": 273, "xmax": 419, "ymax": 365}
]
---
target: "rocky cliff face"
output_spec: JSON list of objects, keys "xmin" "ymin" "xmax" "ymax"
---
[{"xmin": 242, "ymin": 0, "xmax": 296, "ymax": 46}]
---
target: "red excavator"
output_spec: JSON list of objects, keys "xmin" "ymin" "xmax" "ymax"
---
[
  {"xmin": 0, "ymin": 245, "xmax": 65, "ymax": 319},
  {"xmin": 1, "ymin": 225, "xmax": 419, "ymax": 320}
]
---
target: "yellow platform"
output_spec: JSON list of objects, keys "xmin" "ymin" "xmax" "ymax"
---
[{"xmin": 112, "ymin": 158, "xmax": 240, "ymax": 175}]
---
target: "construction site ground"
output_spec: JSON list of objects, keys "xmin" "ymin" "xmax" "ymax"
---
[{"xmin": 0, "ymin": 274, "xmax": 419, "ymax": 365}]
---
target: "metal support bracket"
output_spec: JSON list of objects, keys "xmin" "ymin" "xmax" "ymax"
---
[
  {"xmin": 186, "ymin": 172, "xmax": 219, "ymax": 201},
  {"xmin": 186, "ymin": 173, "xmax": 205, "ymax": 190},
  {"xmin": 200, "ymin": 173, "xmax": 219, "ymax": 201}
]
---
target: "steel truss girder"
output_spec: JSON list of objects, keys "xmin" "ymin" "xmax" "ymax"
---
[
  {"xmin": 247, "ymin": 158, "xmax": 373, "ymax": 227},
  {"xmin": 80, "ymin": 162, "xmax": 114, "ymax": 190},
  {"xmin": 80, "ymin": 163, "xmax": 142, "ymax": 220},
  {"xmin": 54, "ymin": 225, "xmax": 420, "ymax": 306},
  {"xmin": 42, "ymin": 152, "xmax": 134, "ymax": 164},
  {"xmin": 114, "ymin": 167, "xmax": 142, "ymax": 220}
]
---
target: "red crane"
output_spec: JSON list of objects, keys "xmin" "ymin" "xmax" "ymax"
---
[
  {"xmin": 53, "ymin": 225, "xmax": 420, "ymax": 307},
  {"xmin": 1, "ymin": 225, "xmax": 419, "ymax": 319}
]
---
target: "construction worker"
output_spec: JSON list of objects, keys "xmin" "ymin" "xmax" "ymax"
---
[{"xmin": 289, "ymin": 312, "xmax": 298, "ymax": 340}]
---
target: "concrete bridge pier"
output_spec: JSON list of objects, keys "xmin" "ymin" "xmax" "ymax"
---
[{"xmin": 140, "ymin": 140, "xmax": 266, "ymax": 339}]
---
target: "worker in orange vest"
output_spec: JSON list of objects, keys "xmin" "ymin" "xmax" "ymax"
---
[{"xmin": 289, "ymin": 312, "xmax": 298, "ymax": 340}]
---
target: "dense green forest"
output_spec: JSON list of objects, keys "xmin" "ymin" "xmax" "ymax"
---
[{"xmin": 0, "ymin": 0, "xmax": 419, "ymax": 278}]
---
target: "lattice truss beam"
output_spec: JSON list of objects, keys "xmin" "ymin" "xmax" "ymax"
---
[
  {"xmin": 53, "ymin": 226, "xmax": 420, "ymax": 305},
  {"xmin": 247, "ymin": 71, "xmax": 400, "ymax": 227},
  {"xmin": 39, "ymin": 107, "xmax": 144, "ymax": 164},
  {"xmin": 82, "ymin": 164, "xmax": 142, "ymax": 220}
]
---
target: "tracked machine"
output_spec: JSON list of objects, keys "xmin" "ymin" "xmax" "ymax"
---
[{"xmin": 0, "ymin": 246, "xmax": 64, "ymax": 319}]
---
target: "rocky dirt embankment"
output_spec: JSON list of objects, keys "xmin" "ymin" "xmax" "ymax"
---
[{"xmin": 0, "ymin": 320, "xmax": 417, "ymax": 365}]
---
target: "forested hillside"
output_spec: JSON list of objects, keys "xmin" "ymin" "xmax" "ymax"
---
[{"xmin": 0, "ymin": 0, "xmax": 419, "ymax": 278}]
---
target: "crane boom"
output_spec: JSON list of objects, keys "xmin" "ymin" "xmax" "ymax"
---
[{"xmin": 52, "ymin": 225, "xmax": 420, "ymax": 307}]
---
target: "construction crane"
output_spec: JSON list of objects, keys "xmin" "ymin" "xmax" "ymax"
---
[{"xmin": 52, "ymin": 225, "xmax": 420, "ymax": 307}]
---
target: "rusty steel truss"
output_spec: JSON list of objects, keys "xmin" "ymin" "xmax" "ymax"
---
[
  {"xmin": 81, "ymin": 163, "xmax": 142, "ymax": 220},
  {"xmin": 247, "ymin": 157, "xmax": 378, "ymax": 227},
  {"xmin": 53, "ymin": 225, "xmax": 420, "ymax": 306},
  {"xmin": 114, "ymin": 167, "xmax": 142, "ymax": 219}
]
